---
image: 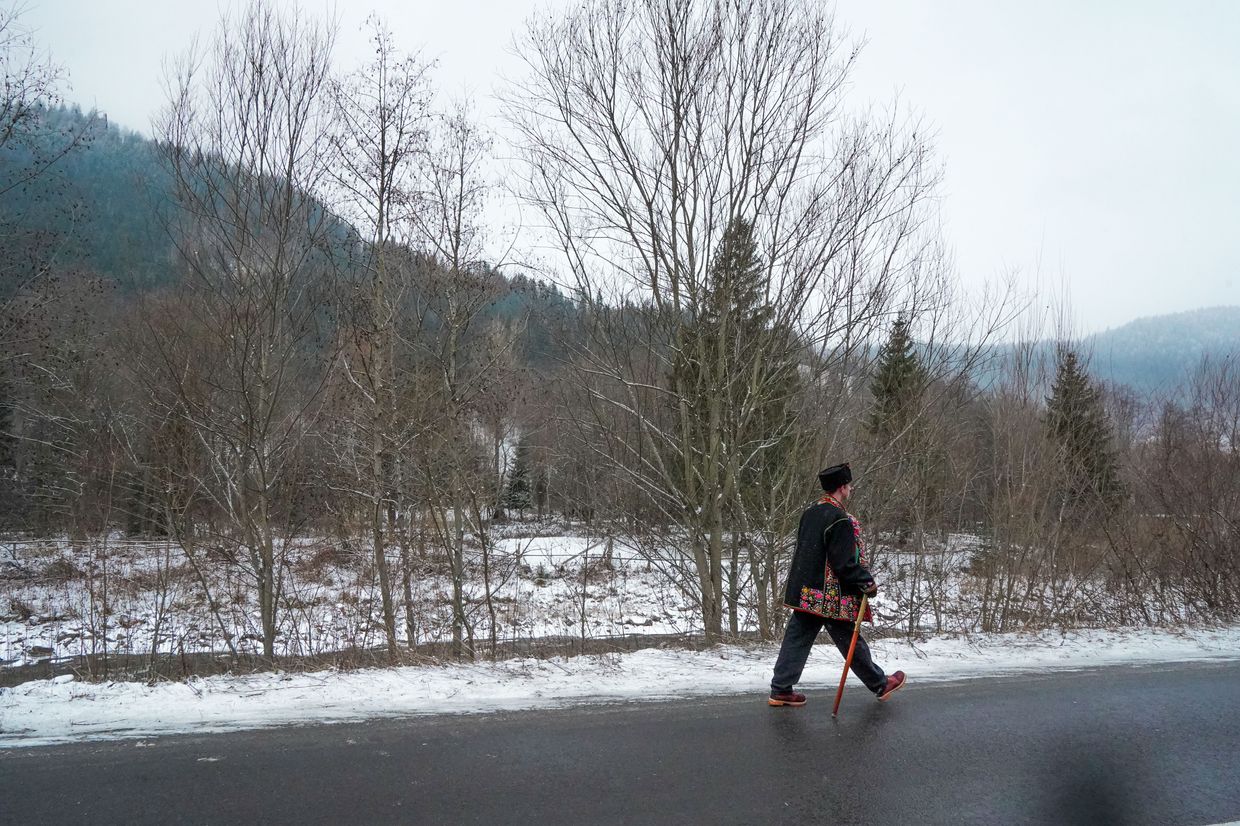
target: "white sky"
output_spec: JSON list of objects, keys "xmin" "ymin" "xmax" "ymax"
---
[{"xmin": 21, "ymin": 0, "xmax": 1240, "ymax": 334}]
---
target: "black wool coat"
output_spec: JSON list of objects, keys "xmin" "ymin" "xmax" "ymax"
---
[{"xmin": 782, "ymin": 500, "xmax": 875, "ymax": 614}]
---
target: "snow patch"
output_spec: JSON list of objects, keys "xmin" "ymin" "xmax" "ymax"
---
[{"xmin": 3, "ymin": 625, "xmax": 1239, "ymax": 748}]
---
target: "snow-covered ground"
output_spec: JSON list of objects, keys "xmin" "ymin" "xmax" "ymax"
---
[
  {"xmin": 1, "ymin": 532, "xmax": 706, "ymax": 668},
  {"xmin": 4, "ymin": 625, "xmax": 1239, "ymax": 748},
  {"xmin": 0, "ymin": 530, "xmax": 1020, "ymax": 669}
]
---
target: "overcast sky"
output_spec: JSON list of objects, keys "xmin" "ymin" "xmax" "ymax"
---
[{"xmin": 21, "ymin": 0, "xmax": 1240, "ymax": 334}]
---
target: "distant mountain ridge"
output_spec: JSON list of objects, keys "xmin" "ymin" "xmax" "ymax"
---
[
  {"xmin": 1086, "ymin": 305, "xmax": 1240, "ymax": 394},
  {"xmin": 5, "ymin": 110, "xmax": 1235, "ymax": 395},
  {"xmin": 0, "ymin": 106, "xmax": 578, "ymax": 367}
]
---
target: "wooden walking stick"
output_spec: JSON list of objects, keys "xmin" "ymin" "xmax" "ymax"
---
[{"xmin": 831, "ymin": 594, "xmax": 868, "ymax": 719}]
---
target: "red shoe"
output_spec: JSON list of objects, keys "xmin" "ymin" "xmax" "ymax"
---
[
  {"xmin": 877, "ymin": 671, "xmax": 906, "ymax": 701},
  {"xmin": 768, "ymin": 690, "xmax": 807, "ymax": 707}
]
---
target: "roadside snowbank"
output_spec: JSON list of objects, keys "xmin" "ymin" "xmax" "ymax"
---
[{"xmin": 3, "ymin": 625, "xmax": 1238, "ymax": 747}]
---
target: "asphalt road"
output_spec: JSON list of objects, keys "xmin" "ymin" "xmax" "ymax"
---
[{"xmin": 3, "ymin": 660, "xmax": 1239, "ymax": 825}]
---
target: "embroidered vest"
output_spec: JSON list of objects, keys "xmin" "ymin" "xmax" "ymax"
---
[{"xmin": 796, "ymin": 497, "xmax": 872, "ymax": 623}]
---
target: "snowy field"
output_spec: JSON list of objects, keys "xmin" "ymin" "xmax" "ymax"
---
[
  {"xmin": 1, "ymin": 527, "xmax": 1168, "ymax": 675},
  {"xmin": 1, "ymin": 531, "xmax": 706, "ymax": 669},
  {"xmin": 0, "ymin": 529, "xmax": 1040, "ymax": 671},
  {"xmin": 4, "ymin": 625, "xmax": 1239, "ymax": 747}
]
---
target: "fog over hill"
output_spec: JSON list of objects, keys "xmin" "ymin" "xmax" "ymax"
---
[
  {"xmin": 1085, "ymin": 305, "xmax": 1240, "ymax": 394},
  {"xmin": 970, "ymin": 306, "xmax": 1239, "ymax": 398},
  {"xmin": 4, "ymin": 109, "xmax": 1235, "ymax": 396}
]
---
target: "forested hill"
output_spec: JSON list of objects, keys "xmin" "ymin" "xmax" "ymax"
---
[
  {"xmin": 0, "ymin": 106, "xmax": 578, "ymax": 365},
  {"xmin": 5, "ymin": 110, "xmax": 1234, "ymax": 390},
  {"xmin": 1087, "ymin": 306, "xmax": 1240, "ymax": 393},
  {"xmin": 0, "ymin": 107, "xmax": 171, "ymax": 291}
]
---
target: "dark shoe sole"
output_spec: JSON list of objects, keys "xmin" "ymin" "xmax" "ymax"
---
[
  {"xmin": 877, "ymin": 680, "xmax": 906, "ymax": 702},
  {"xmin": 768, "ymin": 697, "xmax": 806, "ymax": 707}
]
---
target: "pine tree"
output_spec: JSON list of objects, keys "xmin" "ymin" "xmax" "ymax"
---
[
  {"xmin": 703, "ymin": 218, "xmax": 770, "ymax": 331},
  {"xmin": 861, "ymin": 313, "xmax": 935, "ymax": 538},
  {"xmin": 670, "ymin": 217, "xmax": 798, "ymax": 498},
  {"xmin": 1045, "ymin": 348, "xmax": 1124, "ymax": 506},
  {"xmin": 666, "ymin": 217, "xmax": 801, "ymax": 635},
  {"xmin": 503, "ymin": 437, "xmax": 534, "ymax": 517},
  {"xmin": 672, "ymin": 218, "xmax": 774, "ymax": 411},
  {"xmin": 866, "ymin": 313, "xmax": 928, "ymax": 443}
]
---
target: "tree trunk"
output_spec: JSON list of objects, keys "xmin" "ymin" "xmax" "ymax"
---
[{"xmin": 728, "ymin": 532, "xmax": 740, "ymax": 636}]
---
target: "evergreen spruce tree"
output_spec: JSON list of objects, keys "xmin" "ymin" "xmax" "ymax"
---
[
  {"xmin": 862, "ymin": 313, "xmax": 936, "ymax": 539},
  {"xmin": 671, "ymin": 217, "xmax": 771, "ymax": 432},
  {"xmin": 1045, "ymin": 348, "xmax": 1124, "ymax": 506},
  {"xmin": 866, "ymin": 313, "xmax": 928, "ymax": 443},
  {"xmin": 503, "ymin": 437, "xmax": 534, "ymax": 517},
  {"xmin": 670, "ymin": 217, "xmax": 799, "ymax": 500},
  {"xmin": 703, "ymin": 217, "xmax": 770, "ymax": 331}
]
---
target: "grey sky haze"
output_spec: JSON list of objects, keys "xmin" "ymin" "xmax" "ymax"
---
[{"xmin": 22, "ymin": 0, "xmax": 1240, "ymax": 334}]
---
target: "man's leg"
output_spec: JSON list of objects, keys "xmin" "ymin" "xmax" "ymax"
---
[
  {"xmin": 770, "ymin": 610, "xmax": 825, "ymax": 693},
  {"xmin": 823, "ymin": 618, "xmax": 886, "ymax": 694}
]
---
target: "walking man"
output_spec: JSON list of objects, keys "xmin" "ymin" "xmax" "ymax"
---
[{"xmin": 769, "ymin": 462, "xmax": 905, "ymax": 707}]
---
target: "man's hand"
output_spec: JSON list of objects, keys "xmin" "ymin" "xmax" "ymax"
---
[{"xmin": 861, "ymin": 581, "xmax": 879, "ymax": 597}]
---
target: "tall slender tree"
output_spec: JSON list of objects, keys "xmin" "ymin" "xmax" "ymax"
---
[
  {"xmin": 148, "ymin": 1, "xmax": 337, "ymax": 661},
  {"xmin": 411, "ymin": 99, "xmax": 510, "ymax": 659},
  {"xmin": 326, "ymin": 16, "xmax": 432, "ymax": 661},
  {"xmin": 503, "ymin": 436, "xmax": 534, "ymax": 517},
  {"xmin": 866, "ymin": 313, "xmax": 928, "ymax": 444},
  {"xmin": 1045, "ymin": 347, "xmax": 1124, "ymax": 508},
  {"xmin": 861, "ymin": 312, "xmax": 932, "ymax": 537}
]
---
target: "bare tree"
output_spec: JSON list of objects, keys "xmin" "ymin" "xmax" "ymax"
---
[
  {"xmin": 325, "ymin": 16, "xmax": 432, "ymax": 661},
  {"xmin": 1132, "ymin": 357, "xmax": 1240, "ymax": 619},
  {"xmin": 409, "ymin": 99, "xmax": 515, "ymax": 658},
  {"xmin": 147, "ymin": 2, "xmax": 337, "ymax": 660},
  {"xmin": 506, "ymin": 0, "xmax": 941, "ymax": 641}
]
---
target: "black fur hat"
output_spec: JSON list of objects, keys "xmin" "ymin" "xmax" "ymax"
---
[{"xmin": 818, "ymin": 462, "xmax": 852, "ymax": 492}]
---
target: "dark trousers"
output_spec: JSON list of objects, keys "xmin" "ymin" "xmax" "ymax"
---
[{"xmin": 771, "ymin": 610, "xmax": 886, "ymax": 694}]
